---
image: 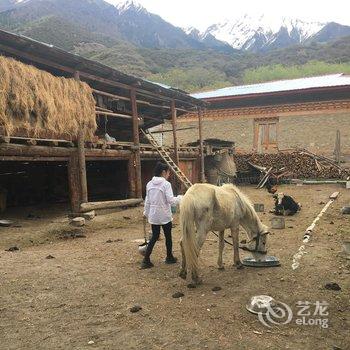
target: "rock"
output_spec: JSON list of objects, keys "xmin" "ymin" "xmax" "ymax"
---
[
  {"xmin": 88, "ymin": 340, "xmax": 95, "ymax": 345},
  {"xmin": 6, "ymin": 246, "xmax": 19, "ymax": 252},
  {"xmin": 187, "ymin": 283, "xmax": 197, "ymax": 289},
  {"xmin": 46, "ymin": 255, "xmax": 55, "ymax": 259},
  {"xmin": 130, "ymin": 305, "xmax": 142, "ymax": 313},
  {"xmin": 330, "ymin": 221, "xmax": 335, "ymax": 225},
  {"xmin": 325, "ymin": 282, "xmax": 341, "ymax": 291},
  {"xmin": 70, "ymin": 217, "xmax": 85, "ymax": 227},
  {"xmin": 332, "ymin": 346, "xmax": 342, "ymax": 350},
  {"xmin": 123, "ymin": 216, "xmax": 131, "ymax": 220},
  {"xmin": 82, "ymin": 211, "xmax": 95, "ymax": 220},
  {"xmin": 106, "ymin": 239, "xmax": 113, "ymax": 243},
  {"xmin": 212, "ymin": 286, "xmax": 222, "ymax": 292},
  {"xmin": 341, "ymin": 206, "xmax": 350, "ymax": 214},
  {"xmin": 172, "ymin": 292, "xmax": 184, "ymax": 298}
]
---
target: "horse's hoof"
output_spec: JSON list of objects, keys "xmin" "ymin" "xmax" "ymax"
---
[
  {"xmin": 179, "ymin": 271, "xmax": 187, "ymax": 280},
  {"xmin": 218, "ymin": 266, "xmax": 225, "ymax": 271}
]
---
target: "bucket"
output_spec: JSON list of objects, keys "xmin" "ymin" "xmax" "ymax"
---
[
  {"xmin": 270, "ymin": 217, "xmax": 285, "ymax": 229},
  {"xmin": 254, "ymin": 203, "xmax": 265, "ymax": 212},
  {"xmin": 138, "ymin": 241, "xmax": 148, "ymax": 256}
]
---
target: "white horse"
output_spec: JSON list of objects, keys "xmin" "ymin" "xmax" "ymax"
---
[{"xmin": 179, "ymin": 183, "xmax": 269, "ymax": 285}]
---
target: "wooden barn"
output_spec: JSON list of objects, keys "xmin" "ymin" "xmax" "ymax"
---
[
  {"xmin": 167, "ymin": 75, "xmax": 350, "ymax": 160},
  {"xmin": 0, "ymin": 29, "xmax": 206, "ymax": 213}
]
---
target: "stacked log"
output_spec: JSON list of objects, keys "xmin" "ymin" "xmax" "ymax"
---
[{"xmin": 233, "ymin": 151, "xmax": 349, "ymax": 179}]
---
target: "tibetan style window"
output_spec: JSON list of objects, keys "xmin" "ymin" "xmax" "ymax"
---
[{"xmin": 253, "ymin": 117, "xmax": 279, "ymax": 153}]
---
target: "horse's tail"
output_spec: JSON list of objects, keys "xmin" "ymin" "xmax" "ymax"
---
[{"xmin": 180, "ymin": 193, "xmax": 199, "ymax": 274}]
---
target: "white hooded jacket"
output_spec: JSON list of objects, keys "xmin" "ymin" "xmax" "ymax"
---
[{"xmin": 143, "ymin": 176, "xmax": 182, "ymax": 225}]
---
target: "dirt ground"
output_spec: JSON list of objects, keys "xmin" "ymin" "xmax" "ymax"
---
[{"xmin": 0, "ymin": 184, "xmax": 349, "ymax": 350}]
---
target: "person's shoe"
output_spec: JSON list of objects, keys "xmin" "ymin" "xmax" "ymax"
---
[
  {"xmin": 165, "ymin": 256, "xmax": 178, "ymax": 264},
  {"xmin": 140, "ymin": 260, "xmax": 154, "ymax": 269}
]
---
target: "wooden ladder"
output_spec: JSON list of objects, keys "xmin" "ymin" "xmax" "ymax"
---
[{"xmin": 141, "ymin": 129, "xmax": 193, "ymax": 189}]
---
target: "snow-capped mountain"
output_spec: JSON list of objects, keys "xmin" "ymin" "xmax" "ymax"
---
[
  {"xmin": 192, "ymin": 14, "xmax": 338, "ymax": 52},
  {"xmin": 1, "ymin": 0, "xmax": 350, "ymax": 53},
  {"xmin": 116, "ymin": 0, "xmax": 145, "ymax": 14}
]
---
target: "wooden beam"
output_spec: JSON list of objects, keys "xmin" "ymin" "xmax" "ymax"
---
[
  {"xmin": 93, "ymin": 89, "xmax": 130, "ymax": 101},
  {"xmin": 171, "ymin": 100, "xmax": 179, "ymax": 166},
  {"xmin": 80, "ymin": 198, "xmax": 142, "ymax": 213},
  {"xmin": 198, "ymin": 108, "xmax": 205, "ymax": 183},
  {"xmin": 150, "ymin": 126, "xmax": 196, "ymax": 134},
  {"xmin": 95, "ymin": 111, "xmax": 132, "ymax": 119},
  {"xmin": 93, "ymin": 88, "xmax": 187, "ymax": 112},
  {"xmin": 131, "ymin": 89, "xmax": 142, "ymax": 198}
]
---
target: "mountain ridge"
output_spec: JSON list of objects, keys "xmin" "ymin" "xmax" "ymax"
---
[{"xmin": 0, "ymin": 0, "xmax": 350, "ymax": 92}]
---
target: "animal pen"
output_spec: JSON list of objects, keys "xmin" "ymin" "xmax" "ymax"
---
[{"xmin": 0, "ymin": 29, "xmax": 206, "ymax": 214}]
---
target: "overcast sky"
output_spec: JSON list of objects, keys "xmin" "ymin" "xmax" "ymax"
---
[{"xmin": 108, "ymin": 0, "xmax": 350, "ymax": 30}]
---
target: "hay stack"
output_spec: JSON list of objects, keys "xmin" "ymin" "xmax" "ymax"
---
[{"xmin": 0, "ymin": 55, "xmax": 97, "ymax": 140}]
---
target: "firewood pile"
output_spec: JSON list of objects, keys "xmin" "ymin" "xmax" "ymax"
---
[{"xmin": 233, "ymin": 150, "xmax": 349, "ymax": 179}]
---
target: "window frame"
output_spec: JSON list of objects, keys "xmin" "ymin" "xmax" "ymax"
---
[{"xmin": 253, "ymin": 117, "xmax": 279, "ymax": 152}]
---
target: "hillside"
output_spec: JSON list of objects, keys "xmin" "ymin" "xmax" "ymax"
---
[{"xmin": 0, "ymin": 0, "xmax": 350, "ymax": 92}]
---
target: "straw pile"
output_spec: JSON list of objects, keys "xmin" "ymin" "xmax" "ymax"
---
[{"xmin": 0, "ymin": 55, "xmax": 97, "ymax": 140}]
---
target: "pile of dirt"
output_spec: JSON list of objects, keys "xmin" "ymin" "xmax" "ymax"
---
[{"xmin": 0, "ymin": 55, "xmax": 97, "ymax": 140}]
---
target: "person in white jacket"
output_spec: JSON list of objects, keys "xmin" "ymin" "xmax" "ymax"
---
[{"xmin": 141, "ymin": 162, "xmax": 182, "ymax": 269}]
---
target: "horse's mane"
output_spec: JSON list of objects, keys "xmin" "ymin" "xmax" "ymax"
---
[{"xmin": 221, "ymin": 184, "xmax": 261, "ymax": 223}]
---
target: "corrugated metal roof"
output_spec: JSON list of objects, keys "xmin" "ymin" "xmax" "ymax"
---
[{"xmin": 192, "ymin": 74, "xmax": 350, "ymax": 99}]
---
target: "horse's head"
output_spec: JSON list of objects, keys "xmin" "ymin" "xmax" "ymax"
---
[{"xmin": 243, "ymin": 224, "xmax": 269, "ymax": 255}]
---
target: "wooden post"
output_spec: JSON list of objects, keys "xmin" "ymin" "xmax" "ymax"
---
[
  {"xmin": 67, "ymin": 154, "xmax": 81, "ymax": 213},
  {"xmin": 128, "ymin": 153, "xmax": 136, "ymax": 198},
  {"xmin": 77, "ymin": 129, "xmax": 88, "ymax": 203},
  {"xmin": 130, "ymin": 89, "xmax": 142, "ymax": 198},
  {"xmin": 334, "ymin": 129, "xmax": 341, "ymax": 164},
  {"xmin": 198, "ymin": 108, "xmax": 205, "ymax": 183},
  {"xmin": 171, "ymin": 100, "xmax": 179, "ymax": 165},
  {"xmin": 74, "ymin": 70, "xmax": 88, "ymax": 204}
]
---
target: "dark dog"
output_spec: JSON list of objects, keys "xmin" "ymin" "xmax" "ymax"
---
[{"xmin": 273, "ymin": 193, "xmax": 301, "ymax": 216}]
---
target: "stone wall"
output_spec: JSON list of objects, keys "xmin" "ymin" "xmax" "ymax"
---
[{"xmin": 163, "ymin": 109, "xmax": 350, "ymax": 156}]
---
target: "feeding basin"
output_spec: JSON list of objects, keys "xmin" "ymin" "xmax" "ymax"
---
[{"xmin": 243, "ymin": 255, "xmax": 280, "ymax": 267}]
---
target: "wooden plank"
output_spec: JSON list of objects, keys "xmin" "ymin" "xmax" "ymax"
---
[
  {"xmin": 80, "ymin": 198, "xmax": 142, "ymax": 213},
  {"xmin": 0, "ymin": 156, "xmax": 68, "ymax": 162}
]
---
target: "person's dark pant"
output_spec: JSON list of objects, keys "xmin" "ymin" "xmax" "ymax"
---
[{"xmin": 144, "ymin": 222, "xmax": 173, "ymax": 261}]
